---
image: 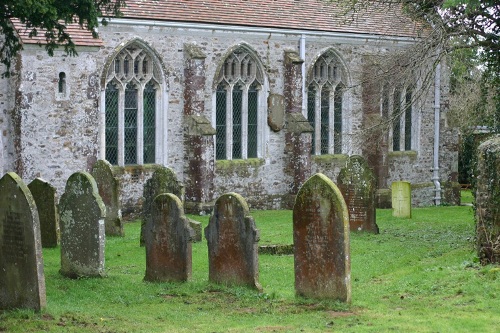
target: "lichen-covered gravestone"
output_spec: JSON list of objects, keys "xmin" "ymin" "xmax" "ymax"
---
[
  {"xmin": 0, "ymin": 172, "xmax": 46, "ymax": 311},
  {"xmin": 92, "ymin": 160, "xmax": 124, "ymax": 237},
  {"xmin": 141, "ymin": 167, "xmax": 184, "ymax": 246},
  {"xmin": 144, "ymin": 193, "xmax": 194, "ymax": 282},
  {"xmin": 204, "ymin": 192, "xmax": 261, "ymax": 290},
  {"xmin": 59, "ymin": 172, "xmax": 106, "ymax": 278},
  {"xmin": 475, "ymin": 137, "xmax": 500, "ymax": 264},
  {"xmin": 293, "ymin": 173, "xmax": 351, "ymax": 302},
  {"xmin": 391, "ymin": 181, "xmax": 412, "ymax": 218},
  {"xmin": 337, "ymin": 155, "xmax": 379, "ymax": 233},
  {"xmin": 28, "ymin": 178, "xmax": 60, "ymax": 247}
]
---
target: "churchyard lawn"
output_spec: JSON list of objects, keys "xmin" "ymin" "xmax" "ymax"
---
[{"xmin": 1, "ymin": 204, "xmax": 498, "ymax": 332}]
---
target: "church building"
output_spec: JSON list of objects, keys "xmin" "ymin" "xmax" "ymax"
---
[{"xmin": 0, "ymin": 0, "xmax": 459, "ymax": 216}]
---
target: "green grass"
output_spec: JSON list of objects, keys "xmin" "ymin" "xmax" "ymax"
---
[
  {"xmin": 461, "ymin": 189, "xmax": 474, "ymax": 204},
  {"xmin": 1, "ymin": 206, "xmax": 499, "ymax": 332}
]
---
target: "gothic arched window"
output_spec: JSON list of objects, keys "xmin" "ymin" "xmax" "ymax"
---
[
  {"xmin": 382, "ymin": 84, "xmax": 414, "ymax": 152},
  {"xmin": 104, "ymin": 43, "xmax": 162, "ymax": 166},
  {"xmin": 215, "ymin": 47, "xmax": 264, "ymax": 160},
  {"xmin": 307, "ymin": 50, "xmax": 346, "ymax": 155}
]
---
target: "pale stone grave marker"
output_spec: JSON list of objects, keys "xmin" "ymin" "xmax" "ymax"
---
[
  {"xmin": 59, "ymin": 172, "xmax": 106, "ymax": 278},
  {"xmin": 144, "ymin": 193, "xmax": 194, "ymax": 282},
  {"xmin": 391, "ymin": 181, "xmax": 412, "ymax": 218},
  {"xmin": 28, "ymin": 178, "xmax": 60, "ymax": 247},
  {"xmin": 337, "ymin": 155, "xmax": 379, "ymax": 233},
  {"xmin": 293, "ymin": 173, "xmax": 351, "ymax": 302},
  {"xmin": 141, "ymin": 167, "xmax": 184, "ymax": 246},
  {"xmin": 0, "ymin": 172, "xmax": 46, "ymax": 311},
  {"xmin": 92, "ymin": 159, "xmax": 124, "ymax": 236},
  {"xmin": 204, "ymin": 192, "xmax": 261, "ymax": 290}
]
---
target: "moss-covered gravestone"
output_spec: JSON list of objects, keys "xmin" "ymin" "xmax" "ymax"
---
[
  {"xmin": 205, "ymin": 193, "xmax": 261, "ymax": 290},
  {"xmin": 28, "ymin": 178, "xmax": 60, "ymax": 247},
  {"xmin": 475, "ymin": 137, "xmax": 500, "ymax": 264},
  {"xmin": 391, "ymin": 181, "xmax": 412, "ymax": 218},
  {"xmin": 293, "ymin": 173, "xmax": 351, "ymax": 302},
  {"xmin": 92, "ymin": 160, "xmax": 123, "ymax": 237},
  {"xmin": 337, "ymin": 155, "xmax": 379, "ymax": 233},
  {"xmin": 144, "ymin": 193, "xmax": 194, "ymax": 282},
  {"xmin": 141, "ymin": 167, "xmax": 184, "ymax": 246},
  {"xmin": 59, "ymin": 172, "xmax": 106, "ymax": 278},
  {"xmin": 0, "ymin": 172, "xmax": 46, "ymax": 311}
]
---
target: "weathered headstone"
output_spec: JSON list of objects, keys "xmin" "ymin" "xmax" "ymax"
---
[
  {"xmin": 141, "ymin": 167, "xmax": 184, "ymax": 246},
  {"xmin": 205, "ymin": 192, "xmax": 261, "ymax": 290},
  {"xmin": 144, "ymin": 193, "xmax": 194, "ymax": 282},
  {"xmin": 391, "ymin": 181, "xmax": 412, "ymax": 218},
  {"xmin": 293, "ymin": 173, "xmax": 351, "ymax": 302},
  {"xmin": 28, "ymin": 178, "xmax": 60, "ymax": 247},
  {"xmin": 0, "ymin": 172, "xmax": 46, "ymax": 311},
  {"xmin": 92, "ymin": 159, "xmax": 124, "ymax": 237},
  {"xmin": 59, "ymin": 172, "xmax": 106, "ymax": 278},
  {"xmin": 475, "ymin": 137, "xmax": 500, "ymax": 264},
  {"xmin": 337, "ymin": 155, "xmax": 379, "ymax": 233}
]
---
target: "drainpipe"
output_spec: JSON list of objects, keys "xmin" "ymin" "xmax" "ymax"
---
[
  {"xmin": 433, "ymin": 62, "xmax": 442, "ymax": 205},
  {"xmin": 300, "ymin": 35, "xmax": 306, "ymax": 113}
]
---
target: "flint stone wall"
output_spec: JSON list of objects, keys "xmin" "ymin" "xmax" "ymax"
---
[{"xmin": 0, "ymin": 24, "xmax": 458, "ymax": 212}]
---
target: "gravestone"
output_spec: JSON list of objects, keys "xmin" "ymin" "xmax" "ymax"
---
[
  {"xmin": 391, "ymin": 181, "xmax": 412, "ymax": 218},
  {"xmin": 204, "ymin": 192, "xmax": 261, "ymax": 290},
  {"xmin": 0, "ymin": 172, "xmax": 46, "ymax": 311},
  {"xmin": 141, "ymin": 167, "xmax": 184, "ymax": 246},
  {"xmin": 92, "ymin": 159, "xmax": 124, "ymax": 237},
  {"xmin": 337, "ymin": 155, "xmax": 379, "ymax": 233},
  {"xmin": 475, "ymin": 137, "xmax": 500, "ymax": 264},
  {"xmin": 28, "ymin": 178, "xmax": 60, "ymax": 247},
  {"xmin": 59, "ymin": 172, "xmax": 106, "ymax": 278},
  {"xmin": 144, "ymin": 193, "xmax": 194, "ymax": 282},
  {"xmin": 293, "ymin": 173, "xmax": 351, "ymax": 302}
]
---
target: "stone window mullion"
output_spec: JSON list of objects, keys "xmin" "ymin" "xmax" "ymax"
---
[
  {"xmin": 226, "ymin": 85, "xmax": 233, "ymax": 160},
  {"xmin": 117, "ymin": 87, "xmax": 125, "ymax": 166},
  {"xmin": 241, "ymin": 85, "xmax": 249, "ymax": 159}
]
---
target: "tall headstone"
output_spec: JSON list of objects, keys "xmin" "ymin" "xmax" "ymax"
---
[
  {"xmin": 141, "ymin": 167, "xmax": 184, "ymax": 246},
  {"xmin": 475, "ymin": 137, "xmax": 500, "ymax": 264},
  {"xmin": 92, "ymin": 159, "xmax": 124, "ymax": 237},
  {"xmin": 205, "ymin": 193, "xmax": 261, "ymax": 290},
  {"xmin": 0, "ymin": 172, "xmax": 46, "ymax": 311},
  {"xmin": 59, "ymin": 172, "xmax": 106, "ymax": 278},
  {"xmin": 293, "ymin": 173, "xmax": 351, "ymax": 302},
  {"xmin": 28, "ymin": 178, "xmax": 60, "ymax": 247},
  {"xmin": 144, "ymin": 193, "xmax": 194, "ymax": 282},
  {"xmin": 337, "ymin": 155, "xmax": 379, "ymax": 233},
  {"xmin": 391, "ymin": 181, "xmax": 412, "ymax": 218}
]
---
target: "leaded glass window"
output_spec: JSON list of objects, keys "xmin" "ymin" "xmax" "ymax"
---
[
  {"xmin": 215, "ymin": 47, "xmax": 264, "ymax": 160},
  {"xmin": 103, "ymin": 42, "xmax": 161, "ymax": 166},
  {"xmin": 386, "ymin": 85, "xmax": 414, "ymax": 152},
  {"xmin": 404, "ymin": 87, "xmax": 413, "ymax": 151},
  {"xmin": 392, "ymin": 88, "xmax": 402, "ymax": 152},
  {"xmin": 307, "ymin": 50, "xmax": 345, "ymax": 155}
]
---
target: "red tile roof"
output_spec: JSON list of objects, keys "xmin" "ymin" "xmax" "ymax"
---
[
  {"xmin": 14, "ymin": 0, "xmax": 420, "ymax": 47},
  {"xmin": 117, "ymin": 0, "xmax": 420, "ymax": 37},
  {"xmin": 11, "ymin": 19, "xmax": 103, "ymax": 47}
]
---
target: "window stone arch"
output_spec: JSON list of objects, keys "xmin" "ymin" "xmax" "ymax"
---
[
  {"xmin": 214, "ymin": 45, "xmax": 267, "ymax": 160},
  {"xmin": 100, "ymin": 40, "xmax": 166, "ymax": 166},
  {"xmin": 306, "ymin": 49, "xmax": 348, "ymax": 155}
]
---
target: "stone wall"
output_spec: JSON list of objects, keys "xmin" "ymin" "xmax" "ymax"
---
[{"xmin": 0, "ymin": 22, "xmax": 459, "ymax": 213}]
